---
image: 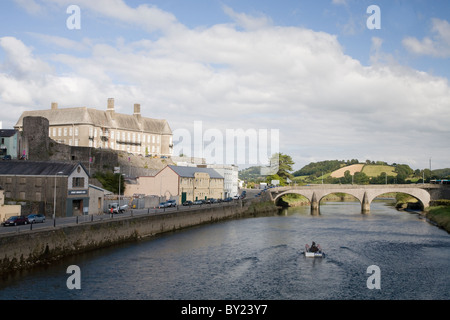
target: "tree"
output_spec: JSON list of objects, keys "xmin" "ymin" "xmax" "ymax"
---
[
  {"xmin": 354, "ymin": 172, "xmax": 369, "ymax": 184},
  {"xmin": 94, "ymin": 172, "xmax": 125, "ymax": 194},
  {"xmin": 272, "ymin": 153, "xmax": 294, "ymax": 180}
]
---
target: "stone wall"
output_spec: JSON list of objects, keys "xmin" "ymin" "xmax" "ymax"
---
[{"xmin": 0, "ymin": 199, "xmax": 274, "ymax": 275}]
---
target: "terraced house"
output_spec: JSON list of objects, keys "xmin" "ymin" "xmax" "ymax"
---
[
  {"xmin": 124, "ymin": 165, "xmax": 224, "ymax": 203},
  {"xmin": 14, "ymin": 98, "xmax": 173, "ymax": 157}
]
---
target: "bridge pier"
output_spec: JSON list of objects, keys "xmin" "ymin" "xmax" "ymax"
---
[
  {"xmin": 361, "ymin": 192, "xmax": 370, "ymax": 214},
  {"xmin": 311, "ymin": 192, "xmax": 320, "ymax": 216}
]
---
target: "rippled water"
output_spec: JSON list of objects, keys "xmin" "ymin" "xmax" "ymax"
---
[{"xmin": 0, "ymin": 200, "xmax": 449, "ymax": 300}]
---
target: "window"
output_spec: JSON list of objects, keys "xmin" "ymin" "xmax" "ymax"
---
[
  {"xmin": 69, "ymin": 127, "xmax": 73, "ymax": 136},
  {"xmin": 64, "ymin": 128, "xmax": 67, "ymax": 136},
  {"xmin": 58, "ymin": 128, "xmax": 62, "ymax": 136},
  {"xmin": 75, "ymin": 128, "xmax": 79, "ymax": 136},
  {"xmin": 53, "ymin": 128, "xmax": 56, "ymax": 136},
  {"xmin": 36, "ymin": 192, "xmax": 41, "ymax": 201},
  {"xmin": 72, "ymin": 177, "xmax": 85, "ymax": 188}
]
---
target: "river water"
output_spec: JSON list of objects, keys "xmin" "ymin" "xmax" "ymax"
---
[{"xmin": 0, "ymin": 200, "xmax": 449, "ymax": 300}]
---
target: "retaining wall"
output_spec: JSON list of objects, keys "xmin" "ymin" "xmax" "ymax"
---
[{"xmin": 0, "ymin": 200, "xmax": 275, "ymax": 275}]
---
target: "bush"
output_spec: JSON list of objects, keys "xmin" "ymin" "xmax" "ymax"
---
[{"xmin": 430, "ymin": 200, "xmax": 450, "ymax": 206}]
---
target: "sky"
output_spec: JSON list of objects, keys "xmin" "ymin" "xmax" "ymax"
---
[{"xmin": 0, "ymin": 0, "xmax": 449, "ymax": 172}]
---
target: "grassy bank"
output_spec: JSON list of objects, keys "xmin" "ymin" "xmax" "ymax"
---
[
  {"xmin": 426, "ymin": 205, "xmax": 450, "ymax": 233},
  {"xmin": 245, "ymin": 200, "xmax": 279, "ymax": 214}
]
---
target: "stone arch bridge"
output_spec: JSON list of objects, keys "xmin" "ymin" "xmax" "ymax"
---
[{"xmin": 269, "ymin": 184, "xmax": 443, "ymax": 214}]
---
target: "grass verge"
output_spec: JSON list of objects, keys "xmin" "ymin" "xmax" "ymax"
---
[{"xmin": 426, "ymin": 205, "xmax": 450, "ymax": 233}]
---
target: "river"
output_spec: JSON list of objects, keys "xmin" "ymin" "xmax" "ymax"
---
[{"xmin": 0, "ymin": 199, "xmax": 449, "ymax": 300}]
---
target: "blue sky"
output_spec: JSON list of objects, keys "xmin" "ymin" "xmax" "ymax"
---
[{"xmin": 1, "ymin": 0, "xmax": 449, "ymax": 171}]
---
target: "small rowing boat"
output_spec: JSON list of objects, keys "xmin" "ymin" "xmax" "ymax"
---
[{"xmin": 304, "ymin": 243, "xmax": 324, "ymax": 258}]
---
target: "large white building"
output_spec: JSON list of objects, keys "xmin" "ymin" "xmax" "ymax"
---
[
  {"xmin": 14, "ymin": 99, "xmax": 173, "ymax": 157},
  {"xmin": 204, "ymin": 164, "xmax": 239, "ymax": 198}
]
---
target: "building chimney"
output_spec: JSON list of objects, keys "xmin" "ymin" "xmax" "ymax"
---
[
  {"xmin": 107, "ymin": 98, "xmax": 115, "ymax": 119},
  {"xmin": 51, "ymin": 102, "xmax": 58, "ymax": 110},
  {"xmin": 134, "ymin": 103, "xmax": 141, "ymax": 115},
  {"xmin": 107, "ymin": 98, "xmax": 115, "ymax": 111},
  {"xmin": 133, "ymin": 103, "xmax": 141, "ymax": 121}
]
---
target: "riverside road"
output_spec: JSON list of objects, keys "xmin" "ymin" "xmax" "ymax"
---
[{"xmin": 0, "ymin": 200, "xmax": 244, "ymax": 236}]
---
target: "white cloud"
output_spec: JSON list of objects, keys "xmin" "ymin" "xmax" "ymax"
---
[
  {"xmin": 403, "ymin": 18, "xmax": 450, "ymax": 58},
  {"xmin": 222, "ymin": 5, "xmax": 273, "ymax": 30},
  {"xmin": 1, "ymin": 3, "xmax": 449, "ymax": 169},
  {"xmin": 0, "ymin": 37, "xmax": 53, "ymax": 79},
  {"xmin": 13, "ymin": 0, "xmax": 45, "ymax": 15},
  {"xmin": 27, "ymin": 33, "xmax": 90, "ymax": 52}
]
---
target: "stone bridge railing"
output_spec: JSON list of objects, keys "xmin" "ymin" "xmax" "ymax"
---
[{"xmin": 269, "ymin": 184, "xmax": 442, "ymax": 214}]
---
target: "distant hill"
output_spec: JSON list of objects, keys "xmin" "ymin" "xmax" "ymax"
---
[
  {"xmin": 240, "ymin": 159, "xmax": 449, "ymax": 184},
  {"xmin": 238, "ymin": 166, "xmax": 265, "ymax": 182},
  {"xmin": 433, "ymin": 168, "xmax": 450, "ymax": 178}
]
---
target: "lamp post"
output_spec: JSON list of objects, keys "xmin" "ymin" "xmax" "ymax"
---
[
  {"xmin": 53, "ymin": 171, "xmax": 64, "ymax": 220},
  {"xmin": 118, "ymin": 173, "xmax": 125, "ymax": 208}
]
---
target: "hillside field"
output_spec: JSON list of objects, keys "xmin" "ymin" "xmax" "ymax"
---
[
  {"xmin": 362, "ymin": 165, "xmax": 397, "ymax": 177},
  {"xmin": 329, "ymin": 164, "xmax": 397, "ymax": 178}
]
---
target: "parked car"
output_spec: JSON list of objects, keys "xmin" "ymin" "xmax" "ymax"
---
[
  {"xmin": 2, "ymin": 155, "xmax": 11, "ymax": 160},
  {"xmin": 3, "ymin": 216, "xmax": 29, "ymax": 226},
  {"xmin": 27, "ymin": 214, "xmax": 46, "ymax": 223},
  {"xmin": 166, "ymin": 200, "xmax": 177, "ymax": 207},
  {"xmin": 157, "ymin": 202, "xmax": 169, "ymax": 208},
  {"xmin": 193, "ymin": 200, "xmax": 204, "ymax": 205},
  {"xmin": 182, "ymin": 201, "xmax": 193, "ymax": 206},
  {"xmin": 223, "ymin": 197, "xmax": 233, "ymax": 202}
]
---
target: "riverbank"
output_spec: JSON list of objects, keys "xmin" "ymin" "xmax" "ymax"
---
[{"xmin": 425, "ymin": 204, "xmax": 450, "ymax": 233}]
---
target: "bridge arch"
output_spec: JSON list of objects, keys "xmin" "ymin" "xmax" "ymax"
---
[{"xmin": 366, "ymin": 189, "xmax": 430, "ymax": 210}]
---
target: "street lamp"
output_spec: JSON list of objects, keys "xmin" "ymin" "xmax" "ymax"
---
[
  {"xmin": 118, "ymin": 173, "xmax": 125, "ymax": 208},
  {"xmin": 53, "ymin": 171, "xmax": 64, "ymax": 220}
]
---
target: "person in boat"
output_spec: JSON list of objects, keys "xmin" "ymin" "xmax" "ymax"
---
[{"xmin": 310, "ymin": 242, "xmax": 319, "ymax": 253}]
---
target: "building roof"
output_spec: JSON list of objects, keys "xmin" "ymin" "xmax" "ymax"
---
[
  {"xmin": 0, "ymin": 161, "xmax": 88, "ymax": 177},
  {"xmin": 0, "ymin": 129, "xmax": 17, "ymax": 138},
  {"xmin": 14, "ymin": 107, "xmax": 172, "ymax": 135},
  {"xmin": 167, "ymin": 165, "xmax": 224, "ymax": 179}
]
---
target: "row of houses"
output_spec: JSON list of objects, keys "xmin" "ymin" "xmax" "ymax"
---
[{"xmin": 0, "ymin": 160, "xmax": 238, "ymax": 220}]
